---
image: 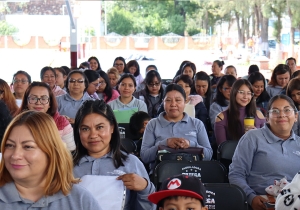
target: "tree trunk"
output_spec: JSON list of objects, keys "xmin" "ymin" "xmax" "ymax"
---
[
  {"xmin": 241, "ymin": 16, "xmax": 245, "ymax": 45},
  {"xmin": 288, "ymin": 6, "xmax": 295, "ymax": 57},
  {"xmin": 261, "ymin": 16, "xmax": 269, "ymax": 56},
  {"xmin": 246, "ymin": 16, "xmax": 250, "ymax": 39},
  {"xmin": 254, "ymin": 4, "xmax": 260, "ymax": 36},
  {"xmin": 235, "ymin": 11, "xmax": 243, "ymax": 45},
  {"xmin": 251, "ymin": 10, "xmax": 255, "ymax": 37}
]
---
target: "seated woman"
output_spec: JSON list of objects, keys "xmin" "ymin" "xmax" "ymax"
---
[
  {"xmin": 84, "ymin": 70, "xmax": 100, "ymax": 99},
  {"xmin": 248, "ymin": 72, "xmax": 270, "ymax": 116},
  {"xmin": 40, "ymin": 66, "xmax": 66, "ymax": 97},
  {"xmin": 210, "ymin": 60, "xmax": 225, "ymax": 91},
  {"xmin": 224, "ymin": 65, "xmax": 237, "ymax": 78},
  {"xmin": 11, "ymin": 70, "xmax": 31, "ymax": 107},
  {"xmin": 286, "ymin": 78, "xmax": 300, "ymax": 110},
  {"xmin": 215, "ymin": 79, "xmax": 265, "ymax": 145},
  {"xmin": 113, "ymin": 56, "xmax": 129, "ymax": 76},
  {"xmin": 107, "ymin": 67, "xmax": 120, "ymax": 89},
  {"xmin": 56, "ymin": 70, "xmax": 92, "ymax": 124},
  {"xmin": 133, "ymin": 70, "xmax": 164, "ymax": 118},
  {"xmin": 181, "ymin": 62, "xmax": 196, "ymax": 79},
  {"xmin": 209, "ymin": 75, "xmax": 236, "ymax": 129},
  {"xmin": 158, "ymin": 75, "xmax": 209, "ymax": 131},
  {"xmin": 108, "ymin": 74, "xmax": 147, "ymax": 112},
  {"xmin": 193, "ymin": 71, "xmax": 212, "ymax": 113},
  {"xmin": 0, "ymin": 79, "xmax": 19, "ymax": 117},
  {"xmin": 0, "ymin": 111, "xmax": 100, "ymax": 209},
  {"xmin": 140, "ymin": 84, "xmax": 213, "ymax": 173},
  {"xmin": 88, "ymin": 56, "xmax": 102, "ymax": 71},
  {"xmin": 54, "ymin": 67, "xmax": 67, "ymax": 91},
  {"xmin": 18, "ymin": 82, "xmax": 76, "ymax": 151},
  {"xmin": 266, "ymin": 64, "xmax": 291, "ymax": 97},
  {"xmin": 229, "ymin": 95, "xmax": 300, "ymax": 210},
  {"xmin": 73, "ymin": 100, "xmax": 155, "ymax": 210},
  {"xmin": 0, "ymin": 100, "xmax": 12, "ymax": 146},
  {"xmin": 96, "ymin": 70, "xmax": 119, "ymax": 103},
  {"xmin": 127, "ymin": 60, "xmax": 144, "ymax": 87}
]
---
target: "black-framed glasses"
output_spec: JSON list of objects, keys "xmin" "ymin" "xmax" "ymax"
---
[
  {"xmin": 147, "ymin": 82, "xmax": 161, "ymax": 87},
  {"xmin": 28, "ymin": 96, "xmax": 50, "ymax": 105},
  {"xmin": 13, "ymin": 79, "xmax": 28, "ymax": 84},
  {"xmin": 69, "ymin": 79, "xmax": 84, "ymax": 83},
  {"xmin": 114, "ymin": 63, "xmax": 124, "ymax": 67}
]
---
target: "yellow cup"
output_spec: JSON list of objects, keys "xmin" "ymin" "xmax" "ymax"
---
[{"xmin": 244, "ymin": 117, "xmax": 255, "ymax": 126}]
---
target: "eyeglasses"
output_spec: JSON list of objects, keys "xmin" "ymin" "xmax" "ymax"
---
[
  {"xmin": 114, "ymin": 63, "xmax": 124, "ymax": 67},
  {"xmin": 99, "ymin": 81, "xmax": 106, "ymax": 86},
  {"xmin": 28, "ymin": 96, "xmax": 50, "ymax": 105},
  {"xmin": 69, "ymin": 79, "xmax": 84, "ymax": 84},
  {"xmin": 13, "ymin": 79, "xmax": 28, "ymax": 84},
  {"xmin": 222, "ymin": 87, "xmax": 231, "ymax": 92},
  {"xmin": 147, "ymin": 82, "xmax": 160, "ymax": 87},
  {"xmin": 91, "ymin": 83, "xmax": 100, "ymax": 88},
  {"xmin": 268, "ymin": 108, "xmax": 295, "ymax": 117},
  {"xmin": 237, "ymin": 90, "xmax": 254, "ymax": 97}
]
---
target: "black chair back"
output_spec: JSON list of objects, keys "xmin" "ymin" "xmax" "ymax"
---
[
  {"xmin": 204, "ymin": 183, "xmax": 248, "ymax": 210},
  {"xmin": 154, "ymin": 160, "xmax": 228, "ymax": 190},
  {"xmin": 217, "ymin": 140, "xmax": 239, "ymax": 171},
  {"xmin": 120, "ymin": 138, "xmax": 137, "ymax": 154}
]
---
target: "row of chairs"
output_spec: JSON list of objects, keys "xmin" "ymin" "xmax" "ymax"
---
[{"xmin": 153, "ymin": 160, "xmax": 247, "ymax": 210}]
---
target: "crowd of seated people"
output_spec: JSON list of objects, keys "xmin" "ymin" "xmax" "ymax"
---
[{"xmin": 0, "ymin": 55, "xmax": 300, "ymax": 210}]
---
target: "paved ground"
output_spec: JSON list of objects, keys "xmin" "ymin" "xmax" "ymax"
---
[{"xmin": 0, "ymin": 48, "xmax": 272, "ymax": 83}]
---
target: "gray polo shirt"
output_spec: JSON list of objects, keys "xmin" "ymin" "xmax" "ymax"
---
[
  {"xmin": 209, "ymin": 101, "xmax": 229, "ymax": 130},
  {"xmin": 56, "ymin": 92, "xmax": 93, "ymax": 119},
  {"xmin": 140, "ymin": 112, "xmax": 213, "ymax": 172},
  {"xmin": 229, "ymin": 124, "xmax": 300, "ymax": 205},
  {"xmin": 73, "ymin": 152, "xmax": 155, "ymax": 210},
  {"xmin": 266, "ymin": 85, "xmax": 283, "ymax": 98},
  {"xmin": 292, "ymin": 111, "xmax": 300, "ymax": 136},
  {"xmin": 0, "ymin": 182, "xmax": 101, "ymax": 209},
  {"xmin": 107, "ymin": 96, "xmax": 147, "ymax": 113}
]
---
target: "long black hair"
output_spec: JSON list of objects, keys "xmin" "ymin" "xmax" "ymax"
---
[
  {"xmin": 227, "ymin": 79, "xmax": 256, "ymax": 140},
  {"xmin": 97, "ymin": 70, "xmax": 113, "ymax": 103},
  {"xmin": 193, "ymin": 71, "xmax": 211, "ymax": 111},
  {"xmin": 213, "ymin": 75, "xmax": 236, "ymax": 107},
  {"xmin": 73, "ymin": 100, "xmax": 127, "ymax": 167},
  {"xmin": 248, "ymin": 72, "xmax": 270, "ymax": 104}
]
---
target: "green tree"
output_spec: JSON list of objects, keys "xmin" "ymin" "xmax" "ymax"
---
[
  {"xmin": 107, "ymin": 6, "xmax": 134, "ymax": 35},
  {"xmin": 0, "ymin": 20, "xmax": 18, "ymax": 36}
]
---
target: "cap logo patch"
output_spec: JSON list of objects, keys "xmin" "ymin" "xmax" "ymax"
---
[{"xmin": 167, "ymin": 178, "xmax": 181, "ymax": 189}]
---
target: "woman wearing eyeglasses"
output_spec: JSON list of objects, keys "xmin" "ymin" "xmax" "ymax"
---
[
  {"xmin": 84, "ymin": 70, "xmax": 100, "ymax": 99},
  {"xmin": 133, "ymin": 70, "xmax": 164, "ymax": 118},
  {"xmin": 56, "ymin": 70, "xmax": 92, "ymax": 124},
  {"xmin": 214, "ymin": 79, "xmax": 265, "ymax": 145},
  {"xmin": 209, "ymin": 75, "xmax": 236, "ymax": 129},
  {"xmin": 96, "ymin": 71, "xmax": 119, "ymax": 103},
  {"xmin": 229, "ymin": 95, "xmax": 300, "ymax": 210},
  {"xmin": 11, "ymin": 70, "xmax": 31, "ymax": 107},
  {"xmin": 18, "ymin": 82, "xmax": 76, "ymax": 151},
  {"xmin": 113, "ymin": 57, "xmax": 129, "ymax": 76}
]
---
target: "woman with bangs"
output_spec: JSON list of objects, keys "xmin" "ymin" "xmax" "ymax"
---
[
  {"xmin": 113, "ymin": 56, "xmax": 128, "ymax": 76},
  {"xmin": 17, "ymin": 82, "xmax": 75, "ymax": 151},
  {"xmin": 56, "ymin": 70, "xmax": 92, "ymax": 124},
  {"xmin": 181, "ymin": 62, "xmax": 196, "ymax": 79},
  {"xmin": 108, "ymin": 74, "xmax": 147, "ymax": 113},
  {"xmin": 209, "ymin": 75, "xmax": 237, "ymax": 129},
  {"xmin": 0, "ymin": 79, "xmax": 19, "ymax": 117},
  {"xmin": 193, "ymin": 71, "xmax": 212, "ymax": 112},
  {"xmin": 266, "ymin": 64, "xmax": 291, "ymax": 97},
  {"xmin": 0, "ymin": 111, "xmax": 101, "ymax": 209},
  {"xmin": 88, "ymin": 56, "xmax": 102, "ymax": 71},
  {"xmin": 127, "ymin": 60, "xmax": 144, "ymax": 87},
  {"xmin": 96, "ymin": 71, "xmax": 120, "ymax": 103},
  {"xmin": 287, "ymin": 78, "xmax": 300, "ymax": 110},
  {"xmin": 40, "ymin": 66, "xmax": 66, "ymax": 97},
  {"xmin": 248, "ymin": 72, "xmax": 270, "ymax": 116},
  {"xmin": 215, "ymin": 79, "xmax": 265, "ymax": 145},
  {"xmin": 133, "ymin": 70, "xmax": 164, "ymax": 118}
]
